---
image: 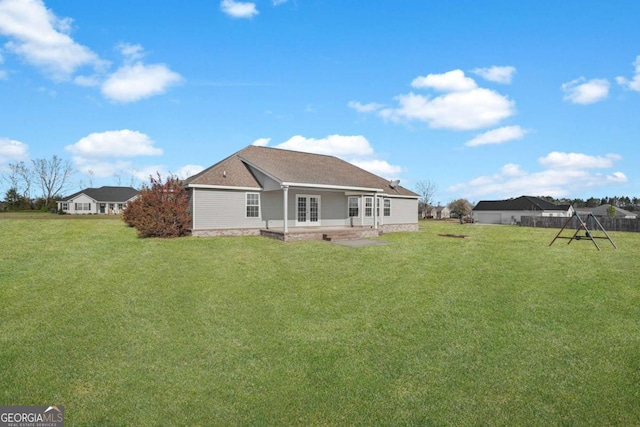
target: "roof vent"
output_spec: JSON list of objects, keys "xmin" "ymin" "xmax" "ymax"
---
[
  {"xmin": 223, "ymin": 171, "xmax": 227, "ymax": 178},
  {"xmin": 389, "ymin": 179, "xmax": 400, "ymax": 189}
]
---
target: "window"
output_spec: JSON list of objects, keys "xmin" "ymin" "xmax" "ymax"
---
[
  {"xmin": 348, "ymin": 197, "xmax": 359, "ymax": 217},
  {"xmin": 384, "ymin": 199, "xmax": 391, "ymax": 217},
  {"xmin": 118, "ymin": 203, "xmax": 125, "ymax": 210},
  {"xmin": 74, "ymin": 203, "xmax": 91, "ymax": 211},
  {"xmin": 61, "ymin": 203, "xmax": 68, "ymax": 211},
  {"xmin": 364, "ymin": 197, "xmax": 373, "ymax": 217},
  {"xmin": 246, "ymin": 193, "xmax": 260, "ymax": 218}
]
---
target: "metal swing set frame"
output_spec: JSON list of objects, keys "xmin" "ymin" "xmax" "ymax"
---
[{"xmin": 549, "ymin": 212, "xmax": 617, "ymax": 251}]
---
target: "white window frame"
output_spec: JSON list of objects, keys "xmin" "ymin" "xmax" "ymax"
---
[
  {"xmin": 364, "ymin": 197, "xmax": 373, "ymax": 217},
  {"xmin": 384, "ymin": 199, "xmax": 391, "ymax": 217},
  {"xmin": 348, "ymin": 196, "xmax": 359, "ymax": 218},
  {"xmin": 295, "ymin": 194, "xmax": 321, "ymax": 226},
  {"xmin": 246, "ymin": 192, "xmax": 260, "ymax": 218}
]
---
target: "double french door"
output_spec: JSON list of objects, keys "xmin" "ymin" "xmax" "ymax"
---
[{"xmin": 296, "ymin": 195, "xmax": 320, "ymax": 226}]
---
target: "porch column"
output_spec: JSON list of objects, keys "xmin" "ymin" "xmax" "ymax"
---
[
  {"xmin": 282, "ymin": 185, "xmax": 289, "ymax": 233},
  {"xmin": 373, "ymin": 194, "xmax": 378, "ymax": 230}
]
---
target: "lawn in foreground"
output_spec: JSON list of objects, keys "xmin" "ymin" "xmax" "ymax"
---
[{"xmin": 1, "ymin": 218, "xmax": 639, "ymax": 425}]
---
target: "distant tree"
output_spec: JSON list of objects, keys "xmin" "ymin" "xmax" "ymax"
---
[
  {"xmin": 113, "ymin": 172, "xmax": 122, "ymax": 186},
  {"xmin": 415, "ymin": 180, "xmax": 437, "ymax": 218},
  {"xmin": 448, "ymin": 198, "xmax": 473, "ymax": 224},
  {"xmin": 2, "ymin": 161, "xmax": 33, "ymax": 201},
  {"xmin": 4, "ymin": 187, "xmax": 29, "ymax": 210},
  {"xmin": 606, "ymin": 205, "xmax": 617, "ymax": 218},
  {"xmin": 31, "ymin": 155, "xmax": 74, "ymax": 208},
  {"xmin": 571, "ymin": 198, "xmax": 586, "ymax": 208},
  {"xmin": 585, "ymin": 197, "xmax": 600, "ymax": 208},
  {"xmin": 123, "ymin": 173, "xmax": 191, "ymax": 238}
]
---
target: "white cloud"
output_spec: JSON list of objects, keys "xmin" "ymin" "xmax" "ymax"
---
[
  {"xmin": 272, "ymin": 0, "xmax": 288, "ymax": 5},
  {"xmin": 265, "ymin": 134, "xmax": 404, "ymax": 180},
  {"xmin": 562, "ymin": 77, "xmax": 610, "ymax": 105},
  {"xmin": 117, "ymin": 42, "xmax": 144, "ymax": 62},
  {"xmin": 101, "ymin": 62, "xmax": 182, "ymax": 103},
  {"xmin": 173, "ymin": 164, "xmax": 205, "ymax": 180},
  {"xmin": 0, "ymin": 52, "xmax": 6, "ymax": 80},
  {"xmin": 276, "ymin": 134, "xmax": 374, "ymax": 157},
  {"xmin": 538, "ymin": 152, "xmax": 621, "ymax": 170},
  {"xmin": 220, "ymin": 0, "xmax": 259, "ymax": 18},
  {"xmin": 0, "ymin": 137, "xmax": 28, "ymax": 163},
  {"xmin": 348, "ymin": 101, "xmax": 384, "ymax": 113},
  {"xmin": 349, "ymin": 159, "xmax": 403, "ymax": 179},
  {"xmin": 252, "ymin": 137, "xmax": 271, "ymax": 146},
  {"xmin": 471, "ymin": 66, "xmax": 516, "ymax": 84},
  {"xmin": 357, "ymin": 69, "xmax": 515, "ymax": 131},
  {"xmin": 465, "ymin": 125, "xmax": 529, "ymax": 147},
  {"xmin": 616, "ymin": 55, "xmax": 640, "ymax": 92},
  {"xmin": 378, "ymin": 88, "xmax": 515, "ymax": 130},
  {"xmin": 0, "ymin": 0, "xmax": 103, "ymax": 80},
  {"xmin": 448, "ymin": 151, "xmax": 626, "ymax": 199},
  {"xmin": 72, "ymin": 157, "xmax": 133, "ymax": 178},
  {"xmin": 411, "ymin": 69, "xmax": 477, "ymax": 92},
  {"xmin": 130, "ymin": 165, "xmax": 167, "ymax": 182},
  {"xmin": 500, "ymin": 163, "xmax": 526, "ymax": 177},
  {"xmin": 0, "ymin": 2, "xmax": 180, "ymax": 102},
  {"xmin": 66, "ymin": 130, "xmax": 163, "ymax": 158}
]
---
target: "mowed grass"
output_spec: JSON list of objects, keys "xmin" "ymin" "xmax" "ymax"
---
[{"xmin": 1, "ymin": 217, "xmax": 639, "ymax": 426}]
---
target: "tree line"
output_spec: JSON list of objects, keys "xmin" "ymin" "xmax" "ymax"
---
[{"xmin": 535, "ymin": 196, "xmax": 640, "ymax": 211}]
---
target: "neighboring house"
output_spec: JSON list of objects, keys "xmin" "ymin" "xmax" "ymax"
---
[
  {"xmin": 576, "ymin": 204, "xmax": 637, "ymax": 219},
  {"xmin": 184, "ymin": 145, "xmax": 419, "ymax": 238},
  {"xmin": 472, "ymin": 195, "xmax": 574, "ymax": 225},
  {"xmin": 57, "ymin": 186, "xmax": 139, "ymax": 214},
  {"xmin": 422, "ymin": 205, "xmax": 451, "ymax": 219}
]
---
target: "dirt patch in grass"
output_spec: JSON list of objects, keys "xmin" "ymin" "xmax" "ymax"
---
[{"xmin": 438, "ymin": 233, "xmax": 471, "ymax": 238}]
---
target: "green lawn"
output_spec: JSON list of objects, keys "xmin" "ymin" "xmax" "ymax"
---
[{"xmin": 1, "ymin": 218, "xmax": 639, "ymax": 426}]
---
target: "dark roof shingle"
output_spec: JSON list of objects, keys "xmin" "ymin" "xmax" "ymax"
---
[
  {"xmin": 60, "ymin": 186, "xmax": 139, "ymax": 202},
  {"xmin": 473, "ymin": 196, "xmax": 569, "ymax": 211}
]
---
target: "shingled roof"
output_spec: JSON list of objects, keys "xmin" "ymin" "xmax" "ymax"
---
[
  {"xmin": 473, "ymin": 196, "xmax": 569, "ymax": 211},
  {"xmin": 184, "ymin": 145, "xmax": 418, "ymax": 197},
  {"xmin": 60, "ymin": 186, "xmax": 139, "ymax": 202}
]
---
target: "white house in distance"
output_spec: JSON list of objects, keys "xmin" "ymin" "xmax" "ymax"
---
[
  {"xmin": 57, "ymin": 186, "xmax": 139, "ymax": 214},
  {"xmin": 472, "ymin": 195, "xmax": 574, "ymax": 225},
  {"xmin": 183, "ymin": 145, "xmax": 419, "ymax": 240}
]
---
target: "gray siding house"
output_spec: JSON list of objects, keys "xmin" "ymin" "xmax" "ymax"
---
[
  {"xmin": 576, "ymin": 204, "xmax": 637, "ymax": 219},
  {"xmin": 57, "ymin": 186, "xmax": 139, "ymax": 214},
  {"xmin": 184, "ymin": 145, "xmax": 419, "ymax": 239},
  {"xmin": 472, "ymin": 196, "xmax": 573, "ymax": 225}
]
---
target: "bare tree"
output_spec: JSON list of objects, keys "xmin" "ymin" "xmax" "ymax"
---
[
  {"xmin": 3, "ymin": 161, "xmax": 33, "ymax": 199},
  {"xmin": 113, "ymin": 172, "xmax": 122, "ymax": 186},
  {"xmin": 31, "ymin": 155, "xmax": 74, "ymax": 206},
  {"xmin": 415, "ymin": 180, "xmax": 437, "ymax": 218},
  {"xmin": 87, "ymin": 169, "xmax": 95, "ymax": 187}
]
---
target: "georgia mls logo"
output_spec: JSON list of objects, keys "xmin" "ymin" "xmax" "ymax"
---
[{"xmin": 0, "ymin": 405, "xmax": 64, "ymax": 427}]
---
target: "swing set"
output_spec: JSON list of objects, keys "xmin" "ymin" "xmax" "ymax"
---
[{"xmin": 549, "ymin": 212, "xmax": 617, "ymax": 251}]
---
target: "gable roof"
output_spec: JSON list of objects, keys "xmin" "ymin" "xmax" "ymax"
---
[
  {"xmin": 60, "ymin": 186, "xmax": 139, "ymax": 202},
  {"xmin": 576, "ymin": 204, "xmax": 637, "ymax": 218},
  {"xmin": 473, "ymin": 196, "xmax": 570, "ymax": 212},
  {"xmin": 185, "ymin": 145, "xmax": 418, "ymax": 197}
]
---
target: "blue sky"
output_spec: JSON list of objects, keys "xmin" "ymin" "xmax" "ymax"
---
[{"xmin": 1, "ymin": 0, "xmax": 639, "ymax": 204}]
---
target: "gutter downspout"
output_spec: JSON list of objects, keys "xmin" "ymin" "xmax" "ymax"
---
[{"xmin": 373, "ymin": 193, "xmax": 378, "ymax": 230}]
